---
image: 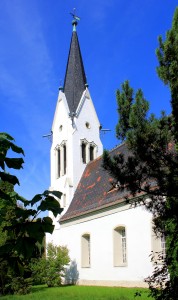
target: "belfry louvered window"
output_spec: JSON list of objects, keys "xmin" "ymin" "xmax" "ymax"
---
[
  {"xmin": 63, "ymin": 144, "xmax": 67, "ymax": 174},
  {"xmin": 89, "ymin": 145, "xmax": 94, "ymax": 161},
  {"xmin": 57, "ymin": 148, "xmax": 61, "ymax": 178},
  {"xmin": 56, "ymin": 142, "xmax": 67, "ymax": 178},
  {"xmin": 81, "ymin": 143, "xmax": 86, "ymax": 163},
  {"xmin": 81, "ymin": 140, "xmax": 97, "ymax": 164}
]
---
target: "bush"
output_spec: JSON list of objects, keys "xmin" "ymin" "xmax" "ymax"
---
[
  {"xmin": 7, "ymin": 277, "xmax": 32, "ymax": 295},
  {"xmin": 31, "ymin": 243, "xmax": 70, "ymax": 287}
]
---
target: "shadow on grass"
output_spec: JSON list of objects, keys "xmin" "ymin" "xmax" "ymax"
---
[
  {"xmin": 32, "ymin": 284, "xmax": 75, "ymax": 293},
  {"xmin": 32, "ymin": 285, "xmax": 48, "ymax": 293}
]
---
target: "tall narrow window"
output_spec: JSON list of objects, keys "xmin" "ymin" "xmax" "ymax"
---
[
  {"xmin": 152, "ymin": 226, "xmax": 166, "ymax": 264},
  {"xmin": 89, "ymin": 145, "xmax": 94, "ymax": 161},
  {"xmin": 63, "ymin": 144, "xmax": 67, "ymax": 174},
  {"xmin": 57, "ymin": 148, "xmax": 61, "ymax": 178},
  {"xmin": 113, "ymin": 226, "xmax": 127, "ymax": 266},
  {"xmin": 81, "ymin": 234, "xmax": 90, "ymax": 267},
  {"xmin": 63, "ymin": 194, "xmax": 66, "ymax": 207},
  {"xmin": 81, "ymin": 143, "xmax": 86, "ymax": 163},
  {"xmin": 161, "ymin": 236, "xmax": 166, "ymax": 259},
  {"xmin": 121, "ymin": 228, "xmax": 127, "ymax": 263}
]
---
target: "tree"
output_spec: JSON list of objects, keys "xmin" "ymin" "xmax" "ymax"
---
[
  {"xmin": 103, "ymin": 7, "xmax": 178, "ymax": 300},
  {"xmin": 31, "ymin": 243, "xmax": 70, "ymax": 287},
  {"xmin": 0, "ymin": 132, "xmax": 63, "ymax": 295},
  {"xmin": 156, "ymin": 7, "xmax": 178, "ymax": 146},
  {"xmin": 0, "ymin": 180, "xmax": 15, "ymax": 246}
]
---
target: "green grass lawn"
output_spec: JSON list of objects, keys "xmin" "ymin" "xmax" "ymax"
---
[{"xmin": 1, "ymin": 285, "xmax": 152, "ymax": 300}]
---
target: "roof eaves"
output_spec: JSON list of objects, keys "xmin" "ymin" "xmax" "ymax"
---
[{"xmin": 60, "ymin": 192, "xmax": 147, "ymax": 224}]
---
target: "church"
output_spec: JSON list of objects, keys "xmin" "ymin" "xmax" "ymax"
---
[{"xmin": 47, "ymin": 17, "xmax": 165, "ymax": 287}]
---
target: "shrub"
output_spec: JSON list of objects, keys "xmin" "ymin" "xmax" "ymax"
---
[{"xmin": 31, "ymin": 243, "xmax": 70, "ymax": 287}]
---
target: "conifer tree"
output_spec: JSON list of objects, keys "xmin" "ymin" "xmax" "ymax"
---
[{"xmin": 103, "ymin": 7, "xmax": 178, "ymax": 300}]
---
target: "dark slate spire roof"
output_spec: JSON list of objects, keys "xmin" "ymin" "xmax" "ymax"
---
[{"xmin": 63, "ymin": 23, "xmax": 87, "ymax": 113}]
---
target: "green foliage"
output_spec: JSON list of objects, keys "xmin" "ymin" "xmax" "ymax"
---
[
  {"xmin": 116, "ymin": 80, "xmax": 133, "ymax": 139},
  {"xmin": 0, "ymin": 133, "xmax": 63, "ymax": 295},
  {"xmin": 30, "ymin": 258, "xmax": 46, "ymax": 285},
  {"xmin": 103, "ymin": 7, "xmax": 178, "ymax": 300},
  {"xmin": 0, "ymin": 180, "xmax": 15, "ymax": 246},
  {"xmin": 31, "ymin": 243, "xmax": 70, "ymax": 287},
  {"xmin": 5, "ymin": 277, "xmax": 32, "ymax": 295},
  {"xmin": 156, "ymin": 7, "xmax": 178, "ymax": 145}
]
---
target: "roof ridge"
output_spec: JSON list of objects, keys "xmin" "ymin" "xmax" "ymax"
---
[{"xmin": 107, "ymin": 141, "xmax": 126, "ymax": 154}]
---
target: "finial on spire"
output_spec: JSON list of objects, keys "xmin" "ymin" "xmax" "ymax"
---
[
  {"xmin": 70, "ymin": 8, "xmax": 80, "ymax": 31},
  {"xmin": 59, "ymin": 79, "xmax": 63, "ymax": 91}
]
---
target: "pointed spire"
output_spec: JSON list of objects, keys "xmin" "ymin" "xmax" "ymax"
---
[{"xmin": 63, "ymin": 17, "xmax": 87, "ymax": 114}]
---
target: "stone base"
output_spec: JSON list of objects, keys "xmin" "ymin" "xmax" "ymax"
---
[{"xmin": 78, "ymin": 280, "xmax": 148, "ymax": 288}]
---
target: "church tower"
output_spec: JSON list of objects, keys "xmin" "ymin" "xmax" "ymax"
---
[{"xmin": 50, "ymin": 18, "xmax": 103, "ymax": 214}]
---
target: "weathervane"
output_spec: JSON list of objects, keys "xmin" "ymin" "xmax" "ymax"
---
[
  {"xmin": 59, "ymin": 78, "xmax": 63, "ymax": 91},
  {"xmin": 100, "ymin": 125, "xmax": 111, "ymax": 136},
  {"xmin": 43, "ymin": 131, "xmax": 53, "ymax": 142},
  {"xmin": 70, "ymin": 8, "xmax": 80, "ymax": 29},
  {"xmin": 70, "ymin": 8, "xmax": 80, "ymax": 21}
]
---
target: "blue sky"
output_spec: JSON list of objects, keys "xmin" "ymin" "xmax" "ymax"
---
[{"xmin": 0, "ymin": 0, "xmax": 177, "ymax": 200}]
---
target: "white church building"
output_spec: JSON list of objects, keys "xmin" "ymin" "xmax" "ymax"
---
[{"xmin": 47, "ymin": 18, "xmax": 164, "ymax": 287}]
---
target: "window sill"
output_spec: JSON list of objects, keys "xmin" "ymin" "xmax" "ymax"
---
[{"xmin": 114, "ymin": 263, "xmax": 127, "ymax": 267}]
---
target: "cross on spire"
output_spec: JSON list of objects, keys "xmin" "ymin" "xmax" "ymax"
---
[{"xmin": 70, "ymin": 8, "xmax": 80, "ymax": 30}]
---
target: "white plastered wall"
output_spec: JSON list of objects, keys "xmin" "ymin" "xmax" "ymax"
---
[
  {"xmin": 51, "ymin": 203, "xmax": 154, "ymax": 287},
  {"xmin": 48, "ymin": 88, "xmax": 103, "ymax": 239}
]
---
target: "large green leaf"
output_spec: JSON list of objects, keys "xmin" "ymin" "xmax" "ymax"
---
[
  {"xmin": 0, "ymin": 189, "xmax": 12, "ymax": 202},
  {"xmin": 41, "ymin": 216, "xmax": 55, "ymax": 234},
  {"xmin": 0, "ymin": 154, "xmax": 5, "ymax": 170},
  {"xmin": 0, "ymin": 133, "xmax": 24, "ymax": 157},
  {"xmin": 24, "ymin": 217, "xmax": 54, "ymax": 242},
  {"xmin": 24, "ymin": 222, "xmax": 44, "ymax": 243},
  {"xmin": 0, "ymin": 241, "xmax": 14, "ymax": 257},
  {"xmin": 14, "ymin": 206, "xmax": 37, "ymax": 219},
  {"xmin": 30, "ymin": 194, "xmax": 43, "ymax": 206},
  {"xmin": 5, "ymin": 157, "xmax": 24, "ymax": 169},
  {"xmin": 15, "ymin": 193, "xmax": 29, "ymax": 205},
  {"xmin": 38, "ymin": 197, "xmax": 63, "ymax": 217},
  {"xmin": 0, "ymin": 132, "xmax": 14, "ymax": 141},
  {"xmin": 0, "ymin": 172, "xmax": 19, "ymax": 185},
  {"xmin": 10, "ymin": 142, "xmax": 25, "ymax": 155},
  {"xmin": 42, "ymin": 190, "xmax": 62, "ymax": 197},
  {"xmin": 49, "ymin": 190, "xmax": 62, "ymax": 199},
  {"xmin": 14, "ymin": 236, "xmax": 37, "ymax": 259}
]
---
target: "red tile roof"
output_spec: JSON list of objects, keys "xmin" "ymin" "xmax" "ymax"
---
[{"xmin": 60, "ymin": 143, "xmax": 131, "ymax": 223}]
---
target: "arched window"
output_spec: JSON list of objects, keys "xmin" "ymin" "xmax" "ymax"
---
[
  {"xmin": 57, "ymin": 148, "xmax": 61, "ymax": 178},
  {"xmin": 151, "ymin": 224, "xmax": 166, "ymax": 264},
  {"xmin": 63, "ymin": 144, "xmax": 67, "ymax": 174},
  {"xmin": 56, "ymin": 141, "xmax": 67, "ymax": 178},
  {"xmin": 81, "ymin": 143, "xmax": 86, "ymax": 163},
  {"xmin": 63, "ymin": 194, "xmax": 66, "ymax": 207},
  {"xmin": 81, "ymin": 233, "xmax": 90, "ymax": 267},
  {"xmin": 113, "ymin": 226, "xmax": 127, "ymax": 266},
  {"xmin": 89, "ymin": 145, "xmax": 94, "ymax": 161}
]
